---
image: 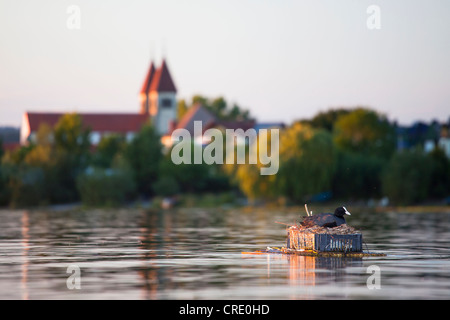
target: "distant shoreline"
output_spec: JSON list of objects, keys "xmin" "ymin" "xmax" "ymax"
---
[
  {"xmin": 374, "ymin": 205, "xmax": 450, "ymax": 214},
  {"xmin": 0, "ymin": 199, "xmax": 449, "ymax": 214}
]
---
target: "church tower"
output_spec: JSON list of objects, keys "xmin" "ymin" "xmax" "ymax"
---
[
  {"xmin": 140, "ymin": 59, "xmax": 177, "ymax": 135},
  {"xmin": 140, "ymin": 61, "xmax": 156, "ymax": 115}
]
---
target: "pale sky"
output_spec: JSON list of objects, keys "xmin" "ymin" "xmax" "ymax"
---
[{"xmin": 1, "ymin": 0, "xmax": 449, "ymax": 127}]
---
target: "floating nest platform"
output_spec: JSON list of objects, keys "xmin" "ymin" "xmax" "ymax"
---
[
  {"xmin": 287, "ymin": 224, "xmax": 365, "ymax": 253},
  {"xmin": 243, "ymin": 247, "xmax": 386, "ymax": 258},
  {"xmin": 276, "ymin": 247, "xmax": 384, "ymax": 257},
  {"xmin": 241, "ymin": 223, "xmax": 386, "ymax": 257},
  {"xmin": 286, "ymin": 223, "xmax": 386, "ymax": 257}
]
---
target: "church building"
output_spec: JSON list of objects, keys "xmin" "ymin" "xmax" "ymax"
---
[
  {"xmin": 140, "ymin": 59, "xmax": 177, "ymax": 135},
  {"xmin": 20, "ymin": 59, "xmax": 178, "ymax": 145},
  {"xmin": 19, "ymin": 59, "xmax": 283, "ymax": 149}
]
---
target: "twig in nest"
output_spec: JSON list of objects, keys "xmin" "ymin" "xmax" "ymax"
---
[
  {"xmin": 275, "ymin": 221, "xmax": 291, "ymax": 226},
  {"xmin": 304, "ymin": 204, "xmax": 312, "ymax": 217}
]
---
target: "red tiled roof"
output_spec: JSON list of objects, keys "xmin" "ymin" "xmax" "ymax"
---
[
  {"xmin": 175, "ymin": 104, "xmax": 216, "ymax": 135},
  {"xmin": 2, "ymin": 142, "xmax": 20, "ymax": 152},
  {"xmin": 174, "ymin": 104, "xmax": 256, "ymax": 135},
  {"xmin": 26, "ymin": 112, "xmax": 149, "ymax": 133},
  {"xmin": 149, "ymin": 60, "xmax": 177, "ymax": 93}
]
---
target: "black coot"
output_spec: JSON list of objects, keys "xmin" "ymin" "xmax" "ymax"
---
[{"xmin": 301, "ymin": 206, "xmax": 351, "ymax": 228}]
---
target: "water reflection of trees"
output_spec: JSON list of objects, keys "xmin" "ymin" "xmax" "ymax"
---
[
  {"xmin": 10, "ymin": 207, "xmax": 450, "ymax": 300},
  {"xmin": 137, "ymin": 209, "xmax": 230, "ymax": 299},
  {"xmin": 21, "ymin": 211, "xmax": 29, "ymax": 300},
  {"xmin": 138, "ymin": 209, "xmax": 174, "ymax": 299}
]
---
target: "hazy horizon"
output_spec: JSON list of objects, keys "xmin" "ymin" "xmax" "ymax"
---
[{"xmin": 1, "ymin": 0, "xmax": 449, "ymax": 127}]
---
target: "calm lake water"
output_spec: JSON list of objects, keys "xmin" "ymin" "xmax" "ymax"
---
[{"xmin": 0, "ymin": 206, "xmax": 449, "ymax": 299}]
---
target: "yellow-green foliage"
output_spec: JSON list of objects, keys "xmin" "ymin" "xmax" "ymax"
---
[{"xmin": 230, "ymin": 123, "xmax": 335, "ymax": 202}]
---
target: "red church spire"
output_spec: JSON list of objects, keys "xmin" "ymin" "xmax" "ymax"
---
[
  {"xmin": 140, "ymin": 61, "xmax": 156, "ymax": 95},
  {"xmin": 149, "ymin": 59, "xmax": 177, "ymax": 93},
  {"xmin": 139, "ymin": 59, "xmax": 177, "ymax": 121}
]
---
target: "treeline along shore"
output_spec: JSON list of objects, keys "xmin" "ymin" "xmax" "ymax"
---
[{"xmin": 1, "ymin": 101, "xmax": 449, "ymax": 208}]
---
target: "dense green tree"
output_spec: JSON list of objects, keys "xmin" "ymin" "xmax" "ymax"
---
[
  {"xmin": 159, "ymin": 141, "xmax": 229, "ymax": 195},
  {"xmin": 2, "ymin": 144, "xmax": 34, "ymax": 165},
  {"xmin": 382, "ymin": 150, "xmax": 433, "ymax": 205},
  {"xmin": 0, "ymin": 168, "xmax": 7, "ymax": 206},
  {"xmin": 5, "ymin": 164, "xmax": 46, "ymax": 207},
  {"xmin": 152, "ymin": 175, "xmax": 180, "ymax": 197},
  {"xmin": 210, "ymin": 97, "xmax": 227, "ymax": 118},
  {"xmin": 333, "ymin": 108, "xmax": 396, "ymax": 159},
  {"xmin": 234, "ymin": 159, "xmax": 270, "ymax": 201},
  {"xmin": 1, "ymin": 143, "xmax": 39, "ymax": 206},
  {"xmin": 23, "ymin": 124, "xmax": 54, "ymax": 166},
  {"xmin": 191, "ymin": 95, "xmax": 209, "ymax": 106},
  {"xmin": 307, "ymin": 108, "xmax": 351, "ymax": 132},
  {"xmin": 1, "ymin": 114, "xmax": 92, "ymax": 206},
  {"xmin": 276, "ymin": 123, "xmax": 335, "ymax": 202},
  {"xmin": 2, "ymin": 125, "xmax": 52, "ymax": 206},
  {"xmin": 124, "ymin": 123, "xmax": 162, "ymax": 196},
  {"xmin": 177, "ymin": 99, "xmax": 188, "ymax": 121},
  {"xmin": 21, "ymin": 124, "xmax": 59, "ymax": 203},
  {"xmin": 188, "ymin": 95, "xmax": 252, "ymax": 121},
  {"xmin": 230, "ymin": 123, "xmax": 335, "ymax": 202},
  {"xmin": 51, "ymin": 114, "xmax": 91, "ymax": 202},
  {"xmin": 54, "ymin": 113, "xmax": 91, "ymax": 157},
  {"xmin": 92, "ymin": 134, "xmax": 126, "ymax": 168},
  {"xmin": 0, "ymin": 141, "xmax": 9, "ymax": 205},
  {"xmin": 0, "ymin": 140, "xmax": 5, "ymax": 205},
  {"xmin": 332, "ymin": 150, "xmax": 385, "ymax": 200},
  {"xmin": 76, "ymin": 155, "xmax": 136, "ymax": 206},
  {"xmin": 428, "ymin": 147, "xmax": 450, "ymax": 198}
]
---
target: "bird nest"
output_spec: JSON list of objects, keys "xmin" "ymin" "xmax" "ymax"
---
[
  {"xmin": 287, "ymin": 224, "xmax": 363, "ymax": 252},
  {"xmin": 289, "ymin": 223, "xmax": 362, "ymax": 235}
]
